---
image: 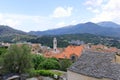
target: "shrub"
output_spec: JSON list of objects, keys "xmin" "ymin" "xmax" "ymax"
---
[
  {"xmin": 0, "ymin": 47, "xmax": 7, "ymax": 55},
  {"xmin": 32, "ymin": 54, "xmax": 45, "ymax": 70},
  {"xmin": 38, "ymin": 58, "xmax": 60, "ymax": 70},
  {"xmin": 59, "ymin": 59, "xmax": 72, "ymax": 71},
  {"xmin": 29, "ymin": 70, "xmax": 62, "ymax": 78}
]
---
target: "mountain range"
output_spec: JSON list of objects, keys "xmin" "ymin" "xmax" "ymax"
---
[
  {"xmin": 0, "ymin": 25, "xmax": 35, "ymax": 42},
  {"xmin": 97, "ymin": 21, "xmax": 120, "ymax": 28},
  {"xmin": 29, "ymin": 21, "xmax": 120, "ymax": 37},
  {"xmin": 0, "ymin": 21, "xmax": 120, "ymax": 42}
]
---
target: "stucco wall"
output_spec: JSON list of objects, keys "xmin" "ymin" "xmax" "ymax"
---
[
  {"xmin": 115, "ymin": 55, "xmax": 120, "ymax": 63},
  {"xmin": 67, "ymin": 70, "xmax": 110, "ymax": 80}
]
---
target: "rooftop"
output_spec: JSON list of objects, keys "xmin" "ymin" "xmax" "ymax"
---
[
  {"xmin": 44, "ymin": 45, "xmax": 84, "ymax": 59},
  {"xmin": 68, "ymin": 51, "xmax": 120, "ymax": 80}
]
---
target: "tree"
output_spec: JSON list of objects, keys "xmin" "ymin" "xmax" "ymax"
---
[
  {"xmin": 59, "ymin": 59, "xmax": 72, "ymax": 71},
  {"xmin": 32, "ymin": 54, "xmax": 45, "ymax": 70},
  {"xmin": 0, "ymin": 47, "xmax": 7, "ymax": 55},
  {"xmin": 3, "ymin": 44, "xmax": 33, "ymax": 74},
  {"xmin": 0, "ymin": 47, "xmax": 7, "ymax": 68},
  {"xmin": 38, "ymin": 58, "xmax": 60, "ymax": 70}
]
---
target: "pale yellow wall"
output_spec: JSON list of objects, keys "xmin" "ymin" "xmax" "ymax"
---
[
  {"xmin": 67, "ymin": 70, "xmax": 110, "ymax": 80},
  {"xmin": 115, "ymin": 55, "xmax": 120, "ymax": 63}
]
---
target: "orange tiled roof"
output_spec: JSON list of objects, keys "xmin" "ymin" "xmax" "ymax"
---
[{"xmin": 44, "ymin": 45, "xmax": 84, "ymax": 59}]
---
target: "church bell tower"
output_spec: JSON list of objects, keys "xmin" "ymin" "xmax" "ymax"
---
[{"xmin": 53, "ymin": 37, "xmax": 57, "ymax": 52}]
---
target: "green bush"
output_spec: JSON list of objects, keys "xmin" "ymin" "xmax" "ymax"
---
[
  {"xmin": 29, "ymin": 70, "xmax": 62, "ymax": 78},
  {"xmin": 59, "ymin": 59, "xmax": 72, "ymax": 71},
  {"xmin": 38, "ymin": 58, "xmax": 60, "ymax": 70},
  {"xmin": 32, "ymin": 54, "xmax": 45, "ymax": 70},
  {"xmin": 0, "ymin": 47, "xmax": 7, "ymax": 55}
]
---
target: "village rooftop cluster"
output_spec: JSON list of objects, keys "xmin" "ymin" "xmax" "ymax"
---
[{"xmin": 1, "ymin": 38, "xmax": 120, "ymax": 80}]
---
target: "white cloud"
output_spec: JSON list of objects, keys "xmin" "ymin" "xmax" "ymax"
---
[
  {"xmin": 92, "ymin": 9, "xmax": 100, "ymax": 13},
  {"xmin": 0, "ymin": 6, "xmax": 76, "ymax": 32},
  {"xmin": 91, "ymin": 0, "xmax": 120, "ymax": 23},
  {"xmin": 71, "ymin": 20, "xmax": 77, "ymax": 25},
  {"xmin": 4, "ymin": 19, "xmax": 20, "ymax": 27},
  {"xmin": 56, "ymin": 22, "xmax": 66, "ymax": 27},
  {"xmin": 0, "ymin": 13, "xmax": 55, "ymax": 32},
  {"xmin": 84, "ymin": 0, "xmax": 104, "ymax": 7},
  {"xmin": 0, "ymin": 13, "xmax": 75, "ymax": 32},
  {"xmin": 55, "ymin": 20, "xmax": 79, "ymax": 29},
  {"xmin": 0, "ymin": 14, "xmax": 20, "ymax": 28},
  {"xmin": 52, "ymin": 6, "xmax": 73, "ymax": 18},
  {"xmin": 87, "ymin": 7, "xmax": 100, "ymax": 13},
  {"xmin": 84, "ymin": 0, "xmax": 105, "ymax": 13},
  {"xmin": 0, "ymin": 6, "xmax": 74, "ymax": 32}
]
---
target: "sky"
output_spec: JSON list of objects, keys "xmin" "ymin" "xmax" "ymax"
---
[{"xmin": 0, "ymin": 0, "xmax": 120, "ymax": 32}]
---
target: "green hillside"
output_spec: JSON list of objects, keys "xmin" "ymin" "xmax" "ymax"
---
[
  {"xmin": 28, "ymin": 33, "xmax": 120, "ymax": 48},
  {"xmin": 0, "ymin": 25, "xmax": 36, "ymax": 42}
]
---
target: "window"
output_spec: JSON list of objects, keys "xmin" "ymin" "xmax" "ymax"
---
[{"xmin": 70, "ymin": 54, "xmax": 77, "ymax": 62}]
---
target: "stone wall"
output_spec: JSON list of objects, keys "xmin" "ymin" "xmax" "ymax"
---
[{"xmin": 67, "ymin": 70, "xmax": 110, "ymax": 80}]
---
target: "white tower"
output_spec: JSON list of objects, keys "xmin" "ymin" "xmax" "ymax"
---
[{"xmin": 53, "ymin": 37, "xmax": 57, "ymax": 52}]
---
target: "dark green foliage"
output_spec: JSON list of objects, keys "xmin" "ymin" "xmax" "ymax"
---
[
  {"xmin": 57, "ymin": 37, "xmax": 69, "ymax": 48},
  {"xmin": 59, "ymin": 59, "xmax": 72, "ymax": 71},
  {"xmin": 0, "ymin": 47, "xmax": 7, "ymax": 73},
  {"xmin": 38, "ymin": 59, "xmax": 60, "ymax": 70},
  {"xmin": 0, "ymin": 55, "xmax": 3, "ymax": 67},
  {"xmin": 32, "ymin": 54, "xmax": 45, "ymax": 70},
  {"xmin": 28, "ymin": 33, "xmax": 120, "ymax": 48},
  {"xmin": 0, "ymin": 47, "xmax": 7, "ymax": 55},
  {"xmin": 32, "ymin": 55, "xmax": 60, "ymax": 70},
  {"xmin": 108, "ymin": 40, "xmax": 120, "ymax": 48},
  {"xmin": 28, "ymin": 36, "xmax": 53, "ymax": 47},
  {"xmin": 2, "ymin": 44, "xmax": 33, "ymax": 74},
  {"xmin": 28, "ymin": 36, "xmax": 69, "ymax": 48},
  {"xmin": 50, "ymin": 57, "xmax": 58, "ymax": 61}
]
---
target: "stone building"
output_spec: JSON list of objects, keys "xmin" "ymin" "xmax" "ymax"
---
[
  {"xmin": 0, "ymin": 42, "xmax": 11, "ymax": 47},
  {"xmin": 15, "ymin": 42, "xmax": 43, "ymax": 54},
  {"xmin": 31, "ymin": 43, "xmax": 42, "ymax": 54},
  {"xmin": 67, "ymin": 51, "xmax": 120, "ymax": 80},
  {"xmin": 69, "ymin": 40, "xmax": 84, "ymax": 46}
]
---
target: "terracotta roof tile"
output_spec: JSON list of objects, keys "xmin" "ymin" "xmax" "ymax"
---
[{"xmin": 44, "ymin": 45, "xmax": 84, "ymax": 59}]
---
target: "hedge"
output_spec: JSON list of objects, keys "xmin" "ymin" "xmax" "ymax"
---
[{"xmin": 29, "ymin": 70, "xmax": 62, "ymax": 78}]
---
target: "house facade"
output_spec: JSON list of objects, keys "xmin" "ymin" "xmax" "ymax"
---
[{"xmin": 67, "ymin": 70, "xmax": 109, "ymax": 80}]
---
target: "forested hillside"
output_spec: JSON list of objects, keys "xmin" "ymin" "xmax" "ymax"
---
[
  {"xmin": 0, "ymin": 25, "xmax": 36, "ymax": 42},
  {"xmin": 28, "ymin": 33, "xmax": 120, "ymax": 48}
]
